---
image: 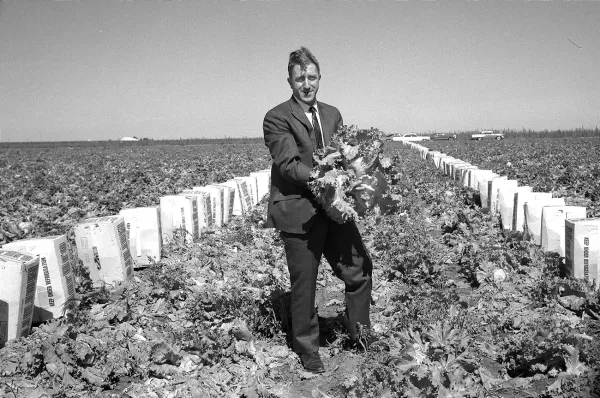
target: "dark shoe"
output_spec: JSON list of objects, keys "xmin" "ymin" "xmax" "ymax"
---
[{"xmin": 299, "ymin": 352, "xmax": 325, "ymax": 373}]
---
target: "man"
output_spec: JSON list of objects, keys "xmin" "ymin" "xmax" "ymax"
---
[{"xmin": 263, "ymin": 47, "xmax": 372, "ymax": 374}]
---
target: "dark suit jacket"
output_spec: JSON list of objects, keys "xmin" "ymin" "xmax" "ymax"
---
[{"xmin": 263, "ymin": 96, "xmax": 343, "ymax": 234}]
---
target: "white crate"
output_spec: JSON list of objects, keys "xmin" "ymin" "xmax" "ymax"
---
[
  {"xmin": 439, "ymin": 156, "xmax": 453, "ymax": 173},
  {"xmin": 471, "ymin": 169, "xmax": 495, "ymax": 190},
  {"xmin": 74, "ymin": 215, "xmax": 134, "ymax": 284},
  {"xmin": 450, "ymin": 162, "xmax": 471, "ymax": 180},
  {"xmin": 541, "ymin": 206, "xmax": 587, "ymax": 256},
  {"xmin": 249, "ymin": 171, "xmax": 271, "ymax": 202},
  {"xmin": 459, "ymin": 166, "xmax": 478, "ymax": 187},
  {"xmin": 433, "ymin": 153, "xmax": 446, "ymax": 169},
  {"xmin": 192, "ymin": 186, "xmax": 224, "ymax": 228},
  {"xmin": 0, "ymin": 250, "xmax": 39, "ymax": 345},
  {"xmin": 426, "ymin": 151, "xmax": 441, "ymax": 163},
  {"xmin": 446, "ymin": 160, "xmax": 466, "ymax": 178},
  {"xmin": 180, "ymin": 190, "xmax": 213, "ymax": 229},
  {"xmin": 216, "ymin": 184, "xmax": 236, "ymax": 224},
  {"xmin": 512, "ymin": 192, "xmax": 553, "ymax": 232},
  {"xmin": 3, "ymin": 235, "xmax": 75, "ymax": 322},
  {"xmin": 498, "ymin": 186, "xmax": 531, "ymax": 231},
  {"xmin": 208, "ymin": 185, "xmax": 232, "ymax": 225},
  {"xmin": 524, "ymin": 198, "xmax": 566, "ymax": 245},
  {"xmin": 565, "ymin": 218, "xmax": 600, "ymax": 289},
  {"xmin": 235, "ymin": 177, "xmax": 255, "ymax": 213},
  {"xmin": 235, "ymin": 176, "xmax": 258, "ymax": 207},
  {"xmin": 438, "ymin": 156, "xmax": 453, "ymax": 172},
  {"xmin": 488, "ymin": 179, "xmax": 518, "ymax": 214},
  {"xmin": 221, "ymin": 180, "xmax": 243, "ymax": 216},
  {"xmin": 221, "ymin": 178, "xmax": 253, "ymax": 216},
  {"xmin": 478, "ymin": 175, "xmax": 503, "ymax": 209},
  {"xmin": 119, "ymin": 207, "xmax": 162, "ymax": 266},
  {"xmin": 160, "ymin": 196, "xmax": 199, "ymax": 244}
]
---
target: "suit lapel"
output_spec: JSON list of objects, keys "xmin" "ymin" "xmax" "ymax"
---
[{"xmin": 289, "ymin": 97, "xmax": 312, "ymax": 132}]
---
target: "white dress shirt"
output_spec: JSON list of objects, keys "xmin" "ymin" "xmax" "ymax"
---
[{"xmin": 293, "ymin": 96, "xmax": 325, "ymax": 146}]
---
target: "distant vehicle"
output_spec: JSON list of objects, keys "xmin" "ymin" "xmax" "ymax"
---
[
  {"xmin": 470, "ymin": 130, "xmax": 504, "ymax": 140},
  {"xmin": 430, "ymin": 133, "xmax": 457, "ymax": 141},
  {"xmin": 392, "ymin": 133, "xmax": 431, "ymax": 142}
]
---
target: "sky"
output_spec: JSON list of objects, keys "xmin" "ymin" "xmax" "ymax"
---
[{"xmin": 0, "ymin": 0, "xmax": 599, "ymax": 142}]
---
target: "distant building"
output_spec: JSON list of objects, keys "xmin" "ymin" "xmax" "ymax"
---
[{"xmin": 120, "ymin": 136, "xmax": 139, "ymax": 141}]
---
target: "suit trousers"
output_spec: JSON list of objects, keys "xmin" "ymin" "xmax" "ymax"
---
[{"xmin": 280, "ymin": 213, "xmax": 373, "ymax": 354}]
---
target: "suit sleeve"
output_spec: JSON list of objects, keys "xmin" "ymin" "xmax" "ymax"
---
[{"xmin": 263, "ymin": 110, "xmax": 311, "ymax": 188}]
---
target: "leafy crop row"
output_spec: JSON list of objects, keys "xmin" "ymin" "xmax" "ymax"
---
[
  {"xmin": 423, "ymin": 138, "xmax": 600, "ymax": 217},
  {"xmin": 1, "ymin": 137, "xmax": 599, "ymax": 397},
  {"xmin": 0, "ymin": 143, "xmax": 271, "ymax": 244}
]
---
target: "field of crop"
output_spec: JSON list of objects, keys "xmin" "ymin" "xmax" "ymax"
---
[
  {"xmin": 1, "ymin": 137, "xmax": 599, "ymax": 397},
  {"xmin": 0, "ymin": 141, "xmax": 271, "ymax": 243},
  {"xmin": 423, "ymin": 137, "xmax": 600, "ymax": 217}
]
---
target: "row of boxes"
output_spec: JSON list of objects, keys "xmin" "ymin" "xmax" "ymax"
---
[
  {"xmin": 404, "ymin": 142, "xmax": 599, "ymax": 290},
  {"xmin": 0, "ymin": 169, "xmax": 272, "ymax": 345}
]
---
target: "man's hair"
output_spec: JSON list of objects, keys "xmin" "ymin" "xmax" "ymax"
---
[{"xmin": 288, "ymin": 47, "xmax": 320, "ymax": 77}]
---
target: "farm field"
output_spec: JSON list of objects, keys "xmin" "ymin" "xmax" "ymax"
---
[
  {"xmin": 0, "ymin": 142, "xmax": 271, "ymax": 243},
  {"xmin": 1, "ymin": 138, "xmax": 599, "ymax": 397},
  {"xmin": 422, "ymin": 137, "xmax": 600, "ymax": 217}
]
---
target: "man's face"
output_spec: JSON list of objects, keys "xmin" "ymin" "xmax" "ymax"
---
[{"xmin": 288, "ymin": 63, "xmax": 320, "ymax": 106}]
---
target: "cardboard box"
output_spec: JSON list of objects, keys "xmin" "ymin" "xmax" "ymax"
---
[
  {"xmin": 221, "ymin": 180, "xmax": 243, "ymax": 216},
  {"xmin": 440, "ymin": 157, "xmax": 456, "ymax": 175},
  {"xmin": 216, "ymin": 184, "xmax": 236, "ymax": 224},
  {"xmin": 565, "ymin": 218, "xmax": 600, "ymax": 289},
  {"xmin": 250, "ymin": 171, "xmax": 271, "ymax": 202},
  {"xmin": 119, "ymin": 207, "xmax": 162, "ymax": 266},
  {"xmin": 236, "ymin": 177, "xmax": 255, "ymax": 213},
  {"xmin": 180, "ymin": 190, "xmax": 213, "ymax": 229},
  {"xmin": 3, "ymin": 235, "xmax": 76, "ymax": 322},
  {"xmin": 438, "ymin": 156, "xmax": 453, "ymax": 172},
  {"xmin": 540, "ymin": 206, "xmax": 587, "ymax": 256},
  {"xmin": 426, "ymin": 151, "xmax": 441, "ymax": 163},
  {"xmin": 208, "ymin": 185, "xmax": 231, "ymax": 225},
  {"xmin": 478, "ymin": 175, "xmax": 503, "ymax": 209},
  {"xmin": 471, "ymin": 170, "xmax": 495, "ymax": 190},
  {"xmin": 498, "ymin": 186, "xmax": 531, "ymax": 230},
  {"xmin": 74, "ymin": 215, "xmax": 134, "ymax": 284},
  {"xmin": 236, "ymin": 176, "xmax": 258, "ymax": 207},
  {"xmin": 0, "ymin": 250, "xmax": 39, "ymax": 345},
  {"xmin": 450, "ymin": 162, "xmax": 471, "ymax": 181},
  {"xmin": 488, "ymin": 179, "xmax": 518, "ymax": 214},
  {"xmin": 524, "ymin": 198, "xmax": 566, "ymax": 245},
  {"xmin": 512, "ymin": 192, "xmax": 552, "ymax": 232},
  {"xmin": 459, "ymin": 167, "xmax": 478, "ymax": 187},
  {"xmin": 159, "ymin": 196, "xmax": 199, "ymax": 244},
  {"xmin": 192, "ymin": 186, "xmax": 224, "ymax": 227},
  {"xmin": 433, "ymin": 154, "xmax": 446, "ymax": 169},
  {"xmin": 448, "ymin": 162, "xmax": 460, "ymax": 180},
  {"xmin": 221, "ymin": 178, "xmax": 253, "ymax": 216},
  {"xmin": 446, "ymin": 160, "xmax": 467, "ymax": 179}
]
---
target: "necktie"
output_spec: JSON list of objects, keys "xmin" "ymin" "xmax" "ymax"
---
[{"xmin": 309, "ymin": 106, "xmax": 324, "ymax": 150}]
